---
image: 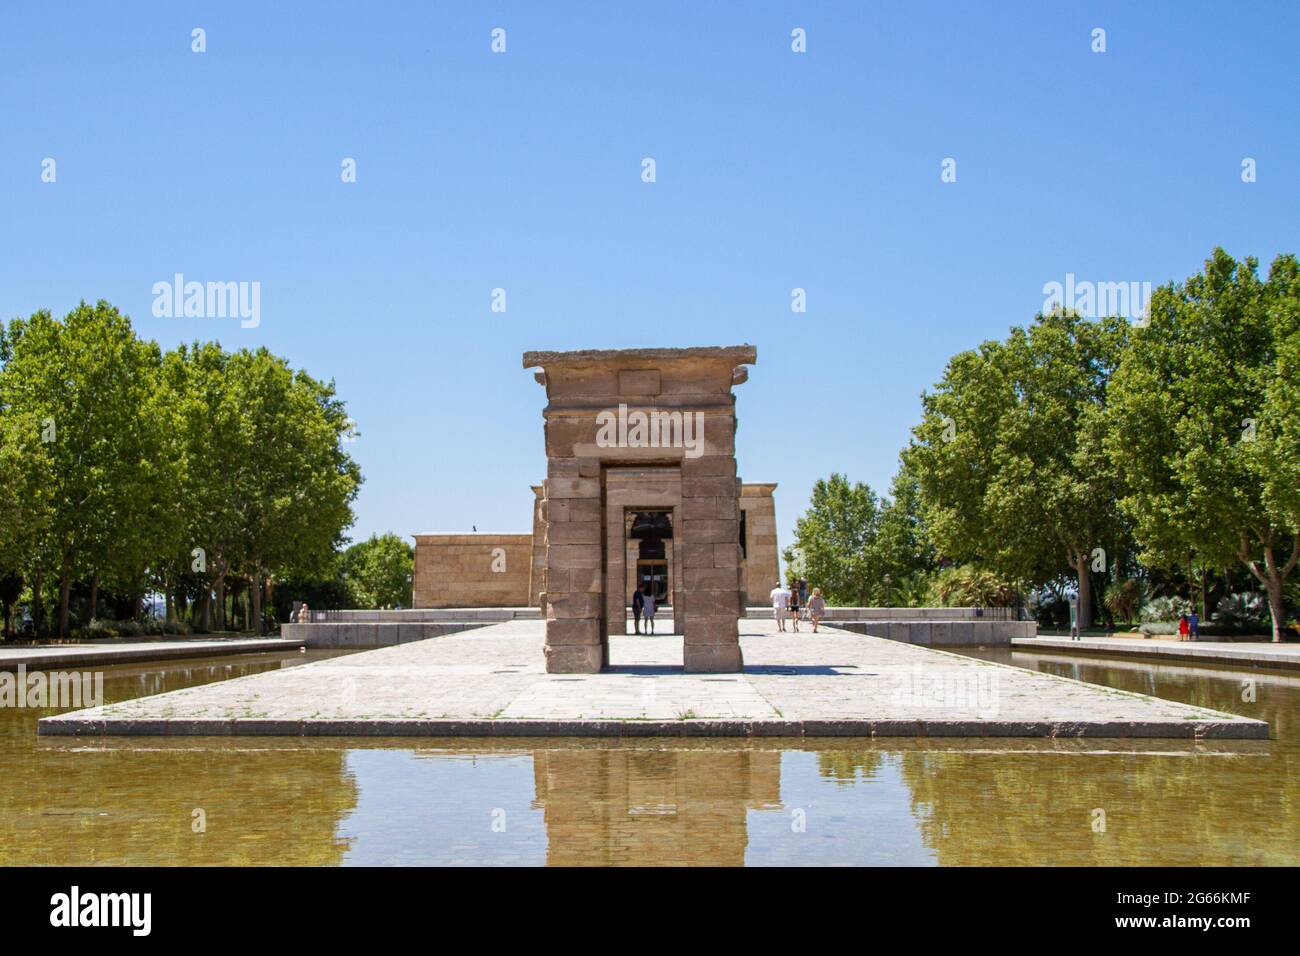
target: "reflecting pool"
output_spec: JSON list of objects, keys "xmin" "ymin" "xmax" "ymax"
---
[{"xmin": 3, "ymin": 645, "xmax": 1295, "ymax": 865}]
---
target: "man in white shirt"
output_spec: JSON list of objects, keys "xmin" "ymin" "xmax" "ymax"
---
[{"xmin": 770, "ymin": 583, "xmax": 790, "ymax": 632}]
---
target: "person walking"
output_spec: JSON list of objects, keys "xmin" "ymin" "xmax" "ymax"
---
[
  {"xmin": 1189, "ymin": 609, "xmax": 1200, "ymax": 642},
  {"xmin": 1178, "ymin": 613, "xmax": 1190, "ymax": 642},
  {"xmin": 789, "ymin": 580, "xmax": 801, "ymax": 633},
  {"xmin": 770, "ymin": 582, "xmax": 789, "ymax": 632},
  {"xmin": 642, "ymin": 589, "xmax": 657, "ymax": 635},
  {"xmin": 807, "ymin": 587, "xmax": 826, "ymax": 633},
  {"xmin": 798, "ymin": 578, "xmax": 809, "ymax": 609},
  {"xmin": 631, "ymin": 586, "xmax": 645, "ymax": 634}
]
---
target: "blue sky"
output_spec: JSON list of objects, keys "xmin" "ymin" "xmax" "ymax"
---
[{"xmin": 3, "ymin": 2, "xmax": 1297, "ymax": 552}]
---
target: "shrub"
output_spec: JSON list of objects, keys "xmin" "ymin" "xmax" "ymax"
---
[
  {"xmin": 74, "ymin": 619, "xmax": 119, "ymax": 640},
  {"xmin": 1213, "ymin": 592, "xmax": 1269, "ymax": 630},
  {"xmin": 1140, "ymin": 595, "xmax": 1192, "ymax": 624},
  {"xmin": 1104, "ymin": 578, "xmax": 1148, "ymax": 623},
  {"xmin": 927, "ymin": 565, "xmax": 1021, "ymax": 608},
  {"xmin": 69, "ymin": 616, "xmax": 195, "ymax": 639},
  {"xmin": 1031, "ymin": 592, "xmax": 1070, "ymax": 629}
]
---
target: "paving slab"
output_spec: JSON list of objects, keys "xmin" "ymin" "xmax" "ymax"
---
[
  {"xmin": 1014, "ymin": 636, "xmax": 1300, "ymax": 670},
  {"xmin": 38, "ymin": 620, "xmax": 1267, "ymax": 739},
  {"xmin": 0, "ymin": 637, "xmax": 301, "ymax": 671}
]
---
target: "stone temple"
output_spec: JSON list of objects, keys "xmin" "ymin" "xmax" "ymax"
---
[{"xmin": 411, "ymin": 346, "xmax": 779, "ymax": 674}]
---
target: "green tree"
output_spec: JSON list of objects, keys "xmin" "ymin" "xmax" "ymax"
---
[
  {"xmin": 1106, "ymin": 250, "xmax": 1300, "ymax": 642},
  {"xmin": 157, "ymin": 342, "xmax": 246, "ymax": 629},
  {"xmin": 0, "ymin": 402, "xmax": 50, "ymax": 589},
  {"xmin": 0, "ymin": 304, "xmax": 163, "ymax": 637},
  {"xmin": 784, "ymin": 467, "xmax": 939, "ymax": 608},
  {"xmin": 906, "ymin": 310, "xmax": 1130, "ymax": 627},
  {"xmin": 342, "ymin": 533, "xmax": 414, "ymax": 608},
  {"xmin": 873, "ymin": 463, "xmax": 938, "ymax": 604},
  {"xmin": 224, "ymin": 348, "xmax": 361, "ymax": 633},
  {"xmin": 783, "ymin": 474, "xmax": 884, "ymax": 606}
]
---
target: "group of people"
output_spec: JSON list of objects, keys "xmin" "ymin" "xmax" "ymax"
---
[
  {"xmin": 770, "ymin": 578, "xmax": 826, "ymax": 633},
  {"xmin": 629, "ymin": 578, "xmax": 829, "ymax": 635},
  {"xmin": 1178, "ymin": 611, "xmax": 1200, "ymax": 641}
]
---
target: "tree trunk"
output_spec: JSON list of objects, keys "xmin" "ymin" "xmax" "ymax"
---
[
  {"xmin": 250, "ymin": 566, "xmax": 263, "ymax": 636},
  {"xmin": 88, "ymin": 572, "xmax": 99, "ymax": 622},
  {"xmin": 1201, "ymin": 567, "xmax": 1209, "ymax": 621},
  {"xmin": 1265, "ymin": 578, "xmax": 1285, "ymax": 644},
  {"xmin": 214, "ymin": 578, "xmax": 226, "ymax": 630},
  {"xmin": 58, "ymin": 547, "xmax": 73, "ymax": 639},
  {"xmin": 213, "ymin": 558, "xmax": 228, "ymax": 630},
  {"xmin": 31, "ymin": 572, "xmax": 45, "ymax": 639},
  {"xmin": 1074, "ymin": 553, "xmax": 1093, "ymax": 630},
  {"xmin": 1241, "ymin": 535, "xmax": 1298, "ymax": 644},
  {"xmin": 124, "ymin": 570, "xmax": 140, "ymax": 622},
  {"xmin": 198, "ymin": 587, "xmax": 211, "ymax": 631}
]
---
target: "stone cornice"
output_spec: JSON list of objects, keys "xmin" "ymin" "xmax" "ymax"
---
[{"xmin": 523, "ymin": 345, "xmax": 757, "ymax": 369}]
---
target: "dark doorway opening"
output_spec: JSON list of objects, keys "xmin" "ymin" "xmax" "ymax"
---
[{"xmin": 630, "ymin": 511, "xmax": 672, "ymax": 604}]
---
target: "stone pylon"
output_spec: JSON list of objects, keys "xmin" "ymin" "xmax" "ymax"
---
[{"xmin": 524, "ymin": 346, "xmax": 756, "ymax": 673}]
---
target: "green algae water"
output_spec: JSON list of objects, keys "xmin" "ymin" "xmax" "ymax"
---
[{"xmin": 2, "ymin": 646, "xmax": 1295, "ymax": 865}]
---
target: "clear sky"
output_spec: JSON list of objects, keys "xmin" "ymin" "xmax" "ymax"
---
[{"xmin": 3, "ymin": 2, "xmax": 1297, "ymax": 554}]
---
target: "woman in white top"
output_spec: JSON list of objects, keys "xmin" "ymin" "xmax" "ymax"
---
[{"xmin": 642, "ymin": 590, "xmax": 657, "ymax": 634}]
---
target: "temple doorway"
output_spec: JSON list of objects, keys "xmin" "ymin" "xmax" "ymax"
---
[{"xmin": 630, "ymin": 510, "xmax": 672, "ymax": 607}]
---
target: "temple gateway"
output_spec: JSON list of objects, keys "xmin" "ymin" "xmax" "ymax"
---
[{"xmin": 411, "ymin": 346, "xmax": 779, "ymax": 674}]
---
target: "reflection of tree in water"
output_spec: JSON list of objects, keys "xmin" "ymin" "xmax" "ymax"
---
[
  {"xmin": 897, "ymin": 738, "xmax": 1297, "ymax": 866},
  {"xmin": 815, "ymin": 750, "xmax": 885, "ymax": 785},
  {"xmin": 532, "ymin": 746, "xmax": 783, "ymax": 866},
  {"xmin": 1040, "ymin": 659, "xmax": 1293, "ymax": 735},
  {"xmin": 1, "ymin": 653, "xmax": 358, "ymax": 866},
  {"xmin": 2, "ymin": 742, "xmax": 358, "ymax": 865}
]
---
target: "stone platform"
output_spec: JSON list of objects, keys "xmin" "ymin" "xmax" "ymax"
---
[
  {"xmin": 1013, "ymin": 635, "xmax": 1300, "ymax": 670},
  {"xmin": 1, "ymin": 637, "xmax": 300, "ymax": 671},
  {"xmin": 38, "ymin": 620, "xmax": 1267, "ymax": 739}
]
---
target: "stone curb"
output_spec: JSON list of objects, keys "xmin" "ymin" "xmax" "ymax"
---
[
  {"xmin": 36, "ymin": 714, "xmax": 1268, "ymax": 740},
  {"xmin": 1012, "ymin": 637, "xmax": 1300, "ymax": 671},
  {"xmin": 0, "ymin": 639, "xmax": 301, "ymax": 672}
]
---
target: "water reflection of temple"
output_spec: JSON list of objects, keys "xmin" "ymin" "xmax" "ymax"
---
[{"xmin": 532, "ymin": 746, "xmax": 783, "ymax": 865}]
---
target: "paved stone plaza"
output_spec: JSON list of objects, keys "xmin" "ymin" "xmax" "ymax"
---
[{"xmin": 39, "ymin": 621, "xmax": 1266, "ymax": 738}]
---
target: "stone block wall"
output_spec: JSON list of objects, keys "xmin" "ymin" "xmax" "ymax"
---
[
  {"xmin": 412, "ymin": 534, "xmax": 532, "ymax": 608},
  {"xmin": 529, "ymin": 485, "xmax": 547, "ymax": 609},
  {"xmin": 739, "ymin": 483, "xmax": 779, "ymax": 604},
  {"xmin": 678, "ymin": 431, "xmax": 744, "ymax": 672},
  {"xmin": 282, "ymin": 620, "xmax": 491, "ymax": 648},
  {"xmin": 834, "ymin": 619, "xmax": 1036, "ymax": 646},
  {"xmin": 539, "ymin": 460, "xmax": 606, "ymax": 673}
]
